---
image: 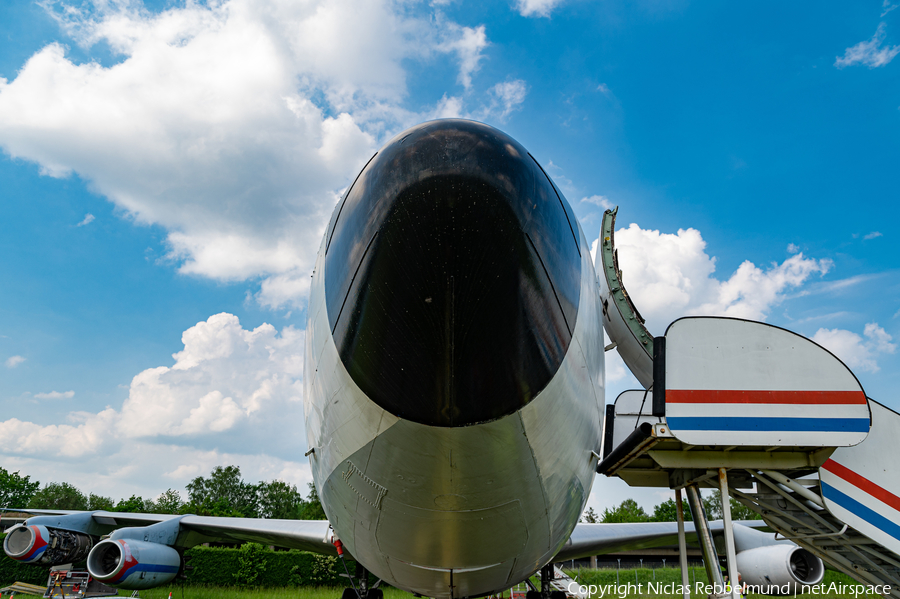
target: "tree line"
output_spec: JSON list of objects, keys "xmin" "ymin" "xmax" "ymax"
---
[
  {"xmin": 0, "ymin": 465, "xmax": 325, "ymax": 519},
  {"xmin": 581, "ymin": 492, "xmax": 761, "ymax": 523},
  {"xmin": 2, "ymin": 464, "xmax": 758, "ymax": 524}
]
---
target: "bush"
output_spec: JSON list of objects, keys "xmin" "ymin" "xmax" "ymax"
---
[
  {"xmin": 0, "ymin": 542, "xmax": 357, "ymax": 589},
  {"xmin": 183, "ymin": 545, "xmax": 357, "ymax": 588},
  {"xmin": 0, "ymin": 556, "xmax": 51, "ymax": 586},
  {"xmin": 235, "ymin": 543, "xmax": 268, "ymax": 587},
  {"xmin": 291, "ymin": 554, "xmax": 338, "ymax": 587}
]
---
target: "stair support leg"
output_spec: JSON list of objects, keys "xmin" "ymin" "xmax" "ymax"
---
[
  {"xmin": 686, "ymin": 484, "xmax": 727, "ymax": 598},
  {"xmin": 718, "ymin": 468, "xmax": 741, "ymax": 599},
  {"xmin": 676, "ymin": 488, "xmax": 690, "ymax": 599}
]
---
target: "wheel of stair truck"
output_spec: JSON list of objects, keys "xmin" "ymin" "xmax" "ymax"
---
[
  {"xmin": 368, "ymin": 589, "xmax": 383, "ymax": 599},
  {"xmin": 549, "ymin": 591, "xmax": 566, "ymax": 599},
  {"xmin": 340, "ymin": 589, "xmax": 357, "ymax": 599},
  {"xmin": 525, "ymin": 591, "xmax": 541, "ymax": 599}
]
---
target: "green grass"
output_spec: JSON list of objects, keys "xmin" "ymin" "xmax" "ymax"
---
[
  {"xmin": 43, "ymin": 568, "xmax": 883, "ymax": 599},
  {"xmin": 137, "ymin": 587, "xmax": 413, "ymax": 599},
  {"xmin": 562, "ymin": 566, "xmax": 880, "ymax": 598}
]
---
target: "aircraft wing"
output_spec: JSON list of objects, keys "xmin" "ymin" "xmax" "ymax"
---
[
  {"xmin": 11, "ymin": 507, "xmax": 774, "ymax": 563},
  {"xmin": 7, "ymin": 510, "xmax": 337, "ymax": 557},
  {"xmin": 4, "ymin": 509, "xmax": 172, "ymax": 525},
  {"xmin": 16, "ymin": 510, "xmax": 767, "ymax": 561},
  {"xmin": 554, "ymin": 520, "xmax": 767, "ymax": 561},
  {"xmin": 14, "ymin": 509, "xmax": 770, "ymax": 562},
  {"xmin": 174, "ymin": 515, "xmax": 334, "ymax": 554}
]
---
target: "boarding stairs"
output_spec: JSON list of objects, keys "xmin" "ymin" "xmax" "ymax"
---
[
  {"xmin": 595, "ymin": 206, "xmax": 900, "ymax": 595},
  {"xmin": 549, "ymin": 566, "xmax": 588, "ymax": 599},
  {"xmin": 731, "ymin": 470, "xmax": 900, "ymax": 591},
  {"xmin": 598, "ymin": 361, "xmax": 900, "ymax": 594},
  {"xmin": 510, "ymin": 567, "xmax": 587, "ymax": 599},
  {"xmin": 42, "ymin": 571, "xmax": 118, "ymax": 599}
]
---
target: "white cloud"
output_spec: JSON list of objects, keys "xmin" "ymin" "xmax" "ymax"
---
[
  {"xmin": 794, "ymin": 311, "xmax": 852, "ymax": 325},
  {"xmin": 430, "ymin": 94, "xmax": 466, "ymax": 119},
  {"xmin": 835, "ymin": 23, "xmax": 900, "ymax": 68},
  {"xmin": 581, "ymin": 195, "xmax": 614, "ymax": 210},
  {"xmin": 481, "ymin": 79, "xmax": 527, "ymax": 121},
  {"xmin": 5, "ymin": 355, "xmax": 25, "ymax": 368},
  {"xmin": 426, "ymin": 80, "xmax": 528, "ymax": 124},
  {"xmin": 256, "ymin": 272, "xmax": 313, "ymax": 310},
  {"xmin": 0, "ymin": 443, "xmax": 312, "ymax": 503},
  {"xmin": 591, "ymin": 223, "xmax": 832, "ymax": 334},
  {"xmin": 0, "ymin": 313, "xmax": 305, "ymax": 466},
  {"xmin": 883, "ymin": 0, "xmax": 899, "ymax": 17},
  {"xmin": 0, "ymin": 0, "xmax": 514, "ymax": 310},
  {"xmin": 597, "ymin": 83, "xmax": 611, "ymax": 95},
  {"xmin": 865, "ymin": 322, "xmax": 897, "ymax": 354},
  {"xmin": 176, "ymin": 391, "xmax": 244, "ymax": 434},
  {"xmin": 801, "ymin": 273, "xmax": 876, "ymax": 296},
  {"xmin": 33, "ymin": 390, "xmax": 75, "ymax": 399},
  {"xmin": 76, "ymin": 213, "xmax": 95, "ymax": 226},
  {"xmin": 0, "ymin": 312, "xmax": 312, "ymax": 500},
  {"xmin": 787, "ymin": 243, "xmax": 800, "ymax": 253},
  {"xmin": 439, "ymin": 24, "xmax": 488, "ymax": 89},
  {"xmin": 864, "ymin": 231, "xmax": 883, "ymax": 240},
  {"xmin": 812, "ymin": 323, "xmax": 897, "ymax": 373},
  {"xmin": 692, "ymin": 252, "xmax": 832, "ymax": 321},
  {"xmin": 604, "ymin": 343, "xmax": 629, "ymax": 384},
  {"xmin": 516, "ymin": 0, "xmax": 564, "ymax": 18},
  {"xmin": 543, "ymin": 160, "xmax": 575, "ymax": 195}
]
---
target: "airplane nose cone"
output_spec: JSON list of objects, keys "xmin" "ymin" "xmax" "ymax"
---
[{"xmin": 324, "ymin": 119, "xmax": 582, "ymax": 427}]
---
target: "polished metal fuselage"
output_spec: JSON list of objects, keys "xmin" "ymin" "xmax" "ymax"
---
[{"xmin": 303, "ymin": 224, "xmax": 605, "ymax": 598}]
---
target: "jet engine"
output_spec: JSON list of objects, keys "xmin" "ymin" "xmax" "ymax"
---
[
  {"xmin": 736, "ymin": 544, "xmax": 825, "ymax": 591},
  {"xmin": 3, "ymin": 524, "xmax": 93, "ymax": 565},
  {"xmin": 86, "ymin": 538, "xmax": 181, "ymax": 589}
]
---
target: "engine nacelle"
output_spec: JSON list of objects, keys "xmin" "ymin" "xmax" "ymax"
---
[
  {"xmin": 736, "ymin": 544, "xmax": 825, "ymax": 593},
  {"xmin": 3, "ymin": 524, "xmax": 93, "ymax": 565},
  {"xmin": 86, "ymin": 538, "xmax": 181, "ymax": 590}
]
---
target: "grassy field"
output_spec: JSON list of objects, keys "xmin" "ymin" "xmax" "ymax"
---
[
  {"xmin": 126, "ymin": 567, "xmax": 882, "ymax": 599},
  {"xmin": 560, "ymin": 566, "xmax": 879, "ymax": 598},
  {"xmin": 138, "ymin": 588, "xmax": 414, "ymax": 599}
]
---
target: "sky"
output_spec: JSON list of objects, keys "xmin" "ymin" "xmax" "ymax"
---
[{"xmin": 0, "ymin": 0, "xmax": 898, "ymax": 516}]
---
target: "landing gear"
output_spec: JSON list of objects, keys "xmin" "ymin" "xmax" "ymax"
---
[
  {"xmin": 340, "ymin": 589, "xmax": 381, "ymax": 599},
  {"xmin": 332, "ymin": 537, "xmax": 383, "ymax": 599},
  {"xmin": 534, "ymin": 565, "xmax": 565, "ymax": 599},
  {"xmin": 354, "ymin": 562, "xmax": 383, "ymax": 599},
  {"xmin": 356, "ymin": 563, "xmax": 369, "ymax": 599},
  {"xmin": 338, "ymin": 561, "xmax": 382, "ymax": 599}
]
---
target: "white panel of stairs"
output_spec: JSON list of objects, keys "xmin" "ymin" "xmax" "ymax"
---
[
  {"xmin": 821, "ymin": 400, "xmax": 900, "ymax": 556},
  {"xmin": 664, "ymin": 317, "xmax": 870, "ymax": 447}
]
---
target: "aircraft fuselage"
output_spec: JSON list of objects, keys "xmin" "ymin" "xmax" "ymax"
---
[{"xmin": 303, "ymin": 120, "xmax": 605, "ymax": 598}]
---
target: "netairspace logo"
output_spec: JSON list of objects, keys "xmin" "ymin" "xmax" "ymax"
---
[{"xmin": 567, "ymin": 581, "xmax": 891, "ymax": 598}]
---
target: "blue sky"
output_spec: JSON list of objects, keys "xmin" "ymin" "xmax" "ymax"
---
[{"xmin": 0, "ymin": 0, "xmax": 897, "ymax": 513}]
